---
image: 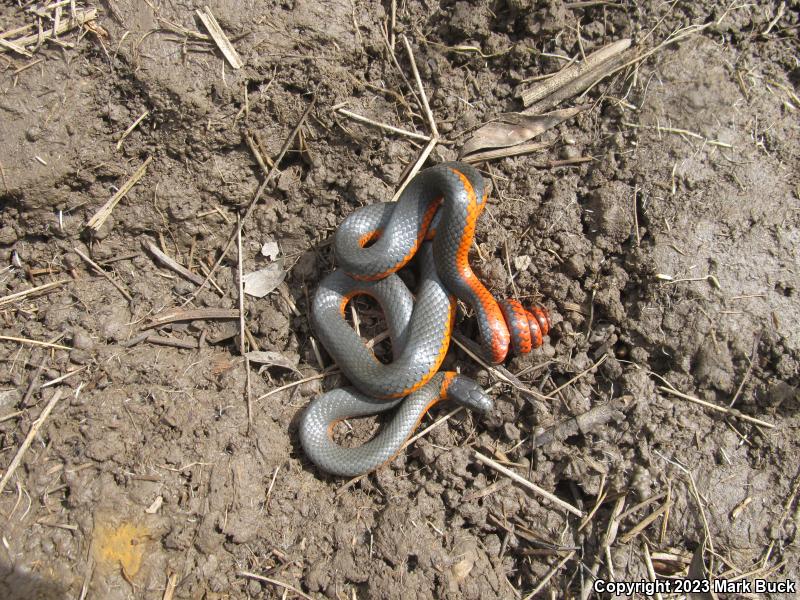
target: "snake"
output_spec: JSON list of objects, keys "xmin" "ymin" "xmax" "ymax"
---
[{"xmin": 300, "ymin": 162, "xmax": 550, "ymax": 477}]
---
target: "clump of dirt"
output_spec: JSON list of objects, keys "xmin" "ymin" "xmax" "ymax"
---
[{"xmin": 1, "ymin": 1, "xmax": 798, "ymax": 598}]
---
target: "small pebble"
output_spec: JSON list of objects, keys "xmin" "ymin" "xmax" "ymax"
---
[
  {"xmin": 72, "ymin": 330, "xmax": 94, "ymax": 350},
  {"xmin": 503, "ymin": 422, "xmax": 521, "ymax": 442},
  {"xmin": 560, "ymin": 145, "xmax": 581, "ymax": 160}
]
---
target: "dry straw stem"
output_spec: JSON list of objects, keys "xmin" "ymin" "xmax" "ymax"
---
[
  {"xmin": 0, "ymin": 410, "xmax": 23, "ymax": 423},
  {"xmin": 195, "ymin": 262, "xmax": 225, "ymax": 296},
  {"xmin": 244, "ymin": 132, "xmax": 274, "ymax": 174},
  {"xmin": 687, "ymin": 472, "xmax": 715, "ymax": 554},
  {"xmin": 461, "ymin": 141, "xmax": 552, "ymax": 165},
  {"xmin": 763, "ymin": 1, "xmax": 786, "ymax": 36},
  {"xmin": 473, "ymin": 451, "xmax": 585, "ymax": 517},
  {"xmin": 238, "ymin": 571, "xmax": 315, "ymax": 600},
  {"xmin": 163, "ymin": 573, "xmax": 178, "ymax": 600},
  {"xmin": 451, "ymin": 332, "xmax": 548, "ymax": 402},
  {"xmin": 265, "ymin": 464, "xmax": 281, "ymax": 506},
  {"xmin": 656, "ymin": 385, "xmax": 774, "ymax": 429},
  {"xmin": 156, "ymin": 16, "xmax": 211, "ymax": 42},
  {"xmin": 73, "ymin": 247, "xmax": 133, "ymax": 302},
  {"xmin": 463, "ymin": 479, "xmax": 510, "ymax": 503},
  {"xmin": 334, "ymin": 107, "xmax": 432, "ymax": 142},
  {"xmin": 657, "ymin": 273, "xmax": 722, "ymax": 288},
  {"xmin": 761, "ymin": 468, "xmax": 800, "ymax": 566},
  {"xmin": 20, "ymin": 355, "xmax": 47, "ymax": 408},
  {"xmin": 277, "ymin": 285, "xmax": 301, "ymax": 318},
  {"xmin": 524, "ymin": 42, "xmax": 633, "ymax": 115},
  {"xmin": 387, "ymin": 36, "xmax": 441, "ymax": 203},
  {"xmin": 37, "ymin": 520, "xmax": 78, "ymax": 531},
  {"xmin": 256, "ymin": 368, "xmax": 339, "ymax": 402},
  {"xmin": 378, "ymin": 22, "xmax": 422, "ymax": 112},
  {"xmin": 655, "ymin": 451, "xmax": 718, "ymax": 556},
  {"xmin": 660, "ymin": 481, "xmax": 672, "ymax": 544},
  {"xmin": 0, "ymin": 8, "xmax": 98, "ymax": 54},
  {"xmin": 0, "ymin": 279, "xmax": 68, "ymax": 307},
  {"xmin": 144, "ymin": 307, "xmax": 240, "ymax": 329},
  {"xmin": 87, "ymin": 155, "xmax": 153, "ymax": 231},
  {"xmin": 142, "ymin": 240, "xmax": 205, "ymax": 287},
  {"xmin": 642, "ymin": 543, "xmax": 665, "ymax": 600},
  {"xmin": 401, "ymin": 35, "xmax": 439, "ymax": 138},
  {"xmin": 632, "ymin": 186, "xmax": 640, "ymax": 246},
  {"xmin": 487, "ymin": 514, "xmax": 574, "ymax": 551},
  {"xmin": 309, "ymin": 336, "xmax": 325, "ymax": 370},
  {"xmin": 618, "ymin": 500, "xmax": 671, "ymax": 544},
  {"xmin": 614, "ymin": 490, "xmax": 667, "ymax": 523},
  {"xmin": 390, "ymin": 136, "xmax": 438, "ymax": 203},
  {"xmin": 402, "ymin": 406, "xmax": 464, "ymax": 449},
  {"xmin": 0, "ymin": 335, "xmax": 70, "ymax": 350},
  {"xmin": 236, "ymin": 217, "xmax": 253, "ymax": 429},
  {"xmin": 0, "ymin": 389, "xmax": 63, "ymax": 495},
  {"xmin": 566, "ymin": 1, "xmax": 624, "ymax": 7},
  {"xmin": 0, "ymin": 37, "xmax": 32, "ymax": 57},
  {"xmin": 12, "ymin": 56, "xmax": 43, "ymax": 74},
  {"xmin": 519, "ymin": 38, "xmax": 631, "ymax": 107},
  {"xmin": 544, "ymin": 354, "xmax": 608, "ymax": 400},
  {"xmin": 579, "ymin": 495, "xmax": 625, "ymax": 600},
  {"xmin": 578, "ymin": 478, "xmax": 608, "ymax": 531},
  {"xmin": 145, "ymin": 335, "xmax": 197, "ymax": 349},
  {"xmin": 430, "ymin": 42, "xmax": 510, "ymax": 60},
  {"xmin": 41, "ymin": 365, "xmax": 87, "ymax": 388},
  {"xmin": 523, "ymin": 550, "xmax": 576, "ymax": 600},
  {"xmin": 622, "ymin": 121, "xmax": 732, "ymax": 148},
  {"xmin": 0, "ymin": 23, "xmax": 34, "ymax": 40},
  {"xmin": 77, "ymin": 556, "xmax": 94, "ymax": 600},
  {"xmin": 116, "ymin": 110, "xmax": 150, "ymax": 150},
  {"xmin": 727, "ymin": 332, "xmax": 760, "ymax": 411},
  {"xmin": 723, "ymin": 560, "xmax": 787, "ymax": 589},
  {"xmin": 196, "ymin": 6, "xmax": 243, "ymax": 69}
]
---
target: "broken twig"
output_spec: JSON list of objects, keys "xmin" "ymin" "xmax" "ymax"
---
[
  {"xmin": 474, "ymin": 451, "xmax": 585, "ymax": 517},
  {"xmin": 657, "ymin": 385, "xmax": 774, "ymax": 429},
  {"xmin": 520, "ymin": 39, "xmax": 631, "ymax": 107},
  {"xmin": 196, "ymin": 5, "xmax": 243, "ymax": 69},
  {"xmin": 0, "ymin": 390, "xmax": 63, "ymax": 495},
  {"xmin": 73, "ymin": 247, "xmax": 133, "ymax": 302},
  {"xmin": 87, "ymin": 156, "xmax": 153, "ymax": 231},
  {"xmin": 142, "ymin": 240, "xmax": 204, "ymax": 287},
  {"xmin": 145, "ymin": 308, "xmax": 240, "ymax": 329},
  {"xmin": 0, "ymin": 279, "xmax": 68, "ymax": 307}
]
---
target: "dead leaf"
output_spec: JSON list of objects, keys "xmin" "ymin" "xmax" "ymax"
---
[
  {"xmin": 243, "ymin": 261, "xmax": 286, "ymax": 298},
  {"xmin": 451, "ymin": 551, "xmax": 475, "ymax": 580},
  {"xmin": 513, "ymin": 255, "xmax": 532, "ymax": 272},
  {"xmin": 245, "ymin": 350, "xmax": 302, "ymax": 376},
  {"xmin": 211, "ymin": 354, "xmax": 235, "ymax": 375},
  {"xmin": 461, "ymin": 107, "xmax": 583, "ymax": 157},
  {"xmin": 261, "ymin": 239, "xmax": 280, "ymax": 260},
  {"xmin": 687, "ymin": 538, "xmax": 715, "ymax": 600},
  {"xmin": 144, "ymin": 496, "xmax": 163, "ymax": 514}
]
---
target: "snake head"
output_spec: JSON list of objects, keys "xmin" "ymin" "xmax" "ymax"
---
[{"xmin": 444, "ymin": 374, "xmax": 494, "ymax": 413}]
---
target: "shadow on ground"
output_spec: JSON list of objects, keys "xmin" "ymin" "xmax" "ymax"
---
[{"xmin": 0, "ymin": 562, "xmax": 66, "ymax": 600}]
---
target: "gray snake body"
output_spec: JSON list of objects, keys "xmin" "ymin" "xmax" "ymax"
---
[{"xmin": 299, "ymin": 163, "xmax": 549, "ymax": 477}]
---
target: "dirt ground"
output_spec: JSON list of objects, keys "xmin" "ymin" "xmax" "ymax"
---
[{"xmin": 1, "ymin": 0, "xmax": 798, "ymax": 598}]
